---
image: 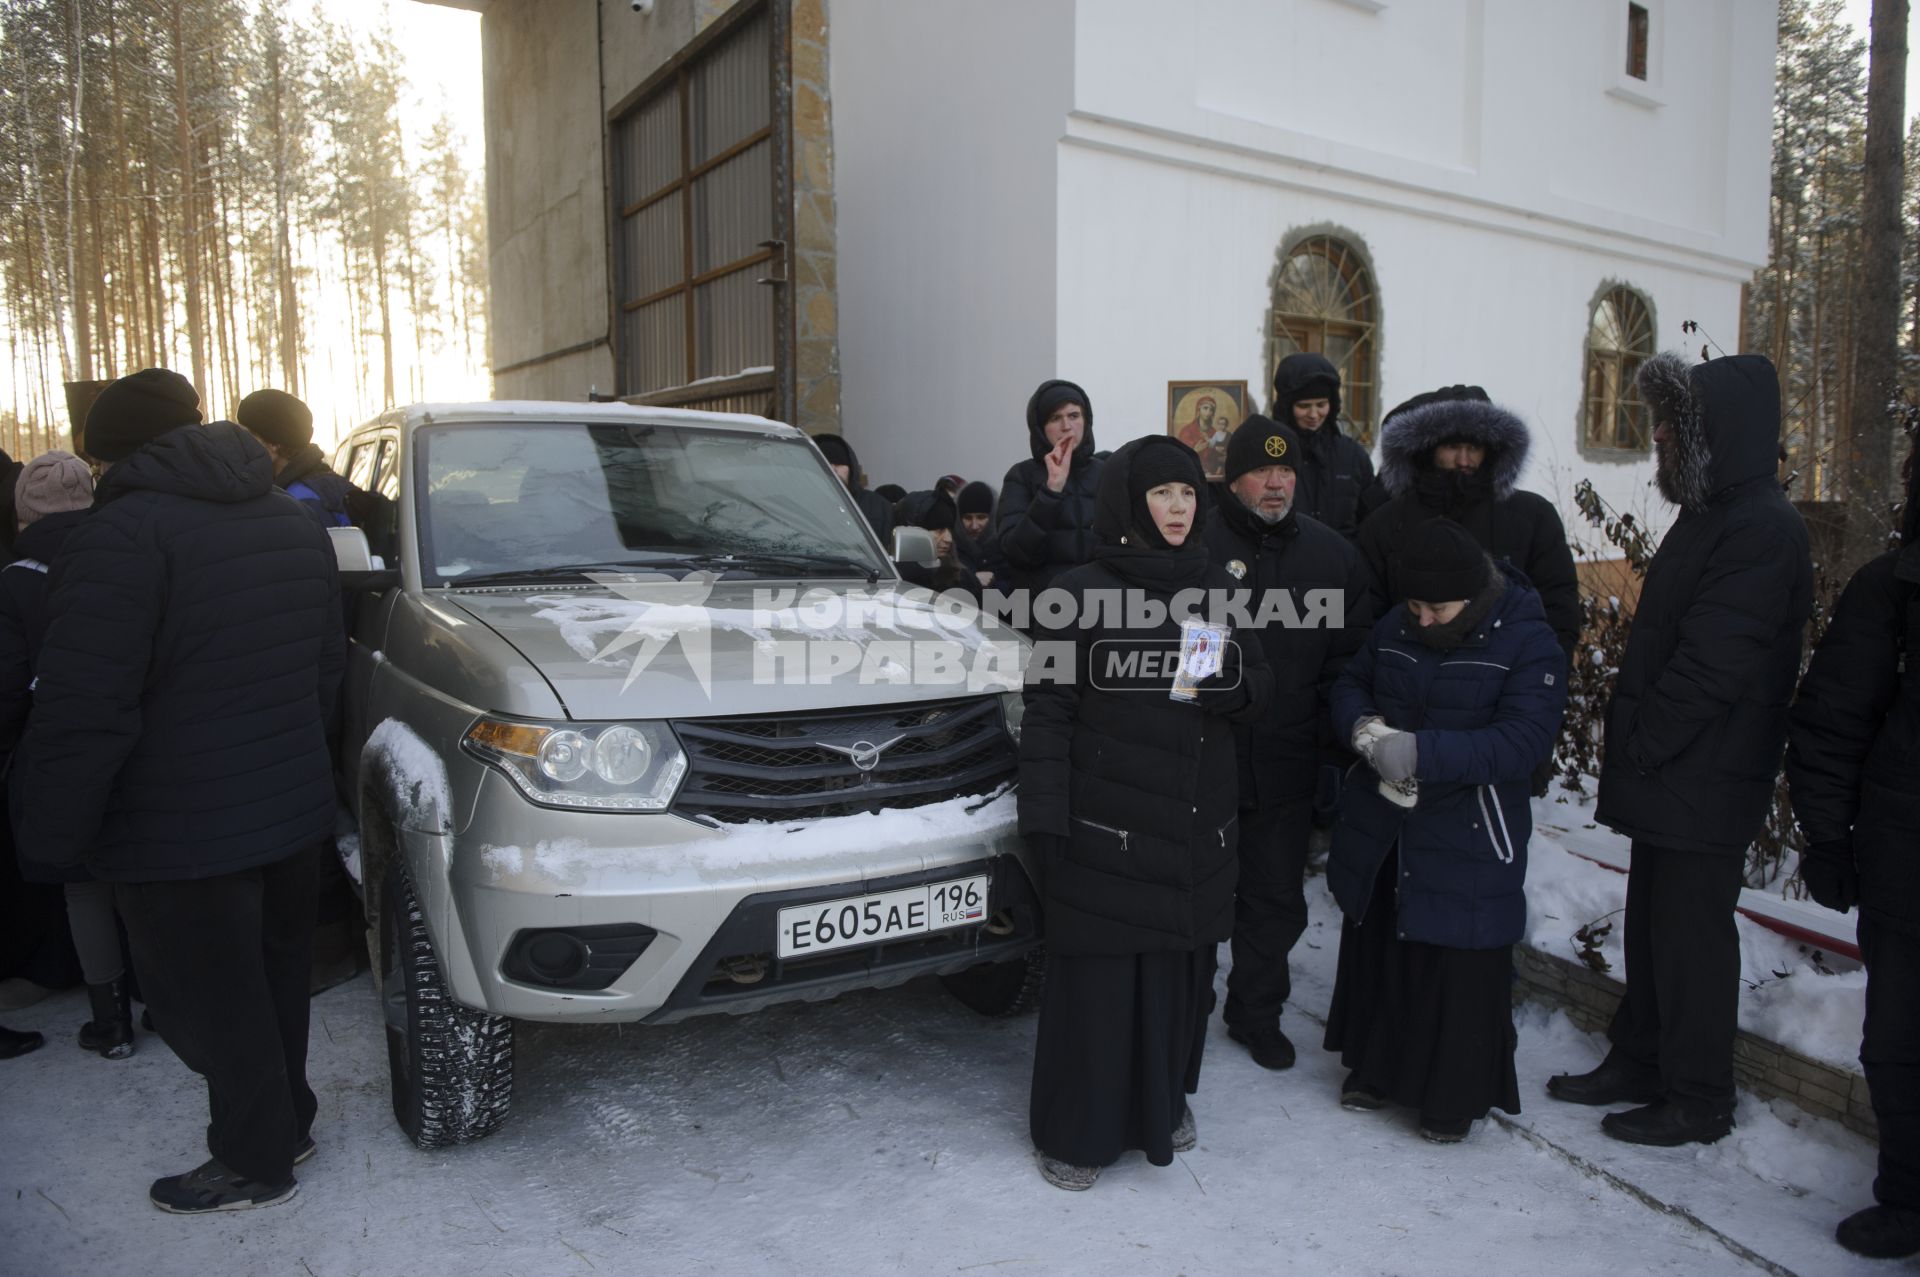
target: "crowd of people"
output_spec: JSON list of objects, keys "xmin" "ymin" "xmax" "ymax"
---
[{"xmin": 0, "ymin": 353, "xmax": 1912, "ymax": 1261}]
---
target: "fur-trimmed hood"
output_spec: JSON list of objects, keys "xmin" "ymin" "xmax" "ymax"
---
[
  {"xmin": 1637, "ymin": 352, "xmax": 1781, "ymax": 512},
  {"xmin": 1377, "ymin": 398, "xmax": 1530, "ymax": 500}
]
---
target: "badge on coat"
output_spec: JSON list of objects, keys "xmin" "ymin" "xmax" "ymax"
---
[{"xmin": 1226, "ymin": 559, "xmax": 1247, "ymax": 580}]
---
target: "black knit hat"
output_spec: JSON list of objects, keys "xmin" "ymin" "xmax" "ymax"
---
[
  {"xmin": 1223, "ymin": 414, "xmax": 1302, "ymax": 485},
  {"xmin": 236, "ymin": 388, "xmax": 314, "ymax": 451},
  {"xmin": 1391, "ymin": 518, "xmax": 1489, "ymax": 603},
  {"xmin": 899, "ymin": 489, "xmax": 957, "ymax": 533},
  {"xmin": 814, "ymin": 434, "xmax": 854, "ymax": 468},
  {"xmin": 956, "ymin": 480, "xmax": 994, "ymax": 517},
  {"xmin": 83, "ymin": 368, "xmax": 203, "ymax": 463}
]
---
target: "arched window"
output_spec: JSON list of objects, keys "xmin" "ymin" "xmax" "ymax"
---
[
  {"xmin": 1270, "ymin": 234, "xmax": 1380, "ymax": 446},
  {"xmin": 1583, "ymin": 286, "xmax": 1655, "ymax": 452}
]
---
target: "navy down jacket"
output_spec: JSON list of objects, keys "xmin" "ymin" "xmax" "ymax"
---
[{"xmin": 1327, "ymin": 562, "xmax": 1569, "ymax": 949}]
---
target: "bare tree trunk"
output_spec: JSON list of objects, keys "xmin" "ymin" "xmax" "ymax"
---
[
  {"xmin": 168, "ymin": 0, "xmax": 207, "ymax": 395},
  {"xmin": 1845, "ymin": 0, "xmax": 1909, "ymax": 570}
]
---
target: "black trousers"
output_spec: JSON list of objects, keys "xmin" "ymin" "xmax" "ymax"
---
[
  {"xmin": 115, "ymin": 846, "xmax": 320, "ymax": 1186},
  {"xmin": 1860, "ymin": 915, "xmax": 1920, "ymax": 1211},
  {"xmin": 1605, "ymin": 840, "xmax": 1744, "ymax": 1110},
  {"xmin": 1224, "ymin": 796, "xmax": 1314, "ymax": 1030}
]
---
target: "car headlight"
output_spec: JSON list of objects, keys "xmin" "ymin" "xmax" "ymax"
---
[
  {"xmin": 998, "ymin": 691, "xmax": 1025, "ymax": 744},
  {"xmin": 464, "ymin": 718, "xmax": 688, "ymax": 811}
]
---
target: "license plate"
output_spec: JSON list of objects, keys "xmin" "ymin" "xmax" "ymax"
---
[{"xmin": 776, "ymin": 875, "xmax": 988, "ymax": 959}]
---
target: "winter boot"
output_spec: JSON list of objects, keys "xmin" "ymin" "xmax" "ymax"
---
[
  {"xmin": 1340, "ymin": 1073, "xmax": 1387, "ymax": 1111},
  {"xmin": 1836, "ymin": 1204, "xmax": 1920, "ymax": 1259},
  {"xmin": 1227, "ymin": 1023, "xmax": 1297, "ymax": 1071},
  {"xmin": 77, "ymin": 977, "xmax": 135, "ymax": 1060},
  {"xmin": 1035, "ymin": 1153, "xmax": 1100, "ymax": 1191},
  {"xmin": 0, "ymin": 1024, "xmax": 45, "ymax": 1058},
  {"xmin": 1171, "ymin": 1104, "xmax": 1197, "ymax": 1153},
  {"xmin": 1600, "ymin": 1099, "xmax": 1733, "ymax": 1148},
  {"xmin": 148, "ymin": 1158, "xmax": 296, "ymax": 1214},
  {"xmin": 1545, "ymin": 1052, "xmax": 1662, "ymax": 1107},
  {"xmin": 1418, "ymin": 1114, "xmax": 1474, "ymax": 1144}
]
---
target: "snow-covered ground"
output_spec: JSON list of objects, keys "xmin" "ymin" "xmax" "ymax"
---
[{"xmin": 0, "ymin": 866, "xmax": 1885, "ymax": 1276}]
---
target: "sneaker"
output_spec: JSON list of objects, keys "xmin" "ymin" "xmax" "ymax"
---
[
  {"xmin": 294, "ymin": 1135, "xmax": 316, "ymax": 1166},
  {"xmin": 1171, "ymin": 1104, "xmax": 1197, "ymax": 1153},
  {"xmin": 1035, "ymin": 1154, "xmax": 1100, "ymax": 1191},
  {"xmin": 149, "ymin": 1158, "xmax": 297, "ymax": 1214},
  {"xmin": 1418, "ymin": 1115, "xmax": 1474, "ymax": 1144},
  {"xmin": 1836, "ymin": 1204, "xmax": 1920, "ymax": 1259},
  {"xmin": 1339, "ymin": 1073, "xmax": 1387, "ymax": 1111},
  {"xmin": 1226, "ymin": 1023, "xmax": 1297, "ymax": 1071}
]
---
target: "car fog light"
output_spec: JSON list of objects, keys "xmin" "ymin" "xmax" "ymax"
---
[
  {"xmin": 538, "ymin": 730, "xmax": 591, "ymax": 782},
  {"xmin": 592, "ymin": 724, "xmax": 652, "ymax": 784}
]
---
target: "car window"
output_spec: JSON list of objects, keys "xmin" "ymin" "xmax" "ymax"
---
[
  {"xmin": 370, "ymin": 438, "xmax": 400, "ymax": 501},
  {"xmin": 343, "ymin": 441, "xmax": 377, "ymax": 488},
  {"xmin": 413, "ymin": 422, "xmax": 885, "ymax": 585}
]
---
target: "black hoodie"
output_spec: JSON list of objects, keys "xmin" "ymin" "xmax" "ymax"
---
[
  {"xmin": 1595, "ymin": 354, "xmax": 1813, "ymax": 857},
  {"xmin": 9, "ymin": 422, "xmax": 344, "ymax": 881},
  {"xmin": 994, "ymin": 379, "xmax": 1104, "ymax": 592},
  {"xmin": 278, "ymin": 441, "xmax": 359, "ymax": 530},
  {"xmin": 1272, "ymin": 353, "xmax": 1375, "ymax": 538}
]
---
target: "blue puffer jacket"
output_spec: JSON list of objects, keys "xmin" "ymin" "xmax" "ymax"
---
[{"xmin": 1327, "ymin": 561, "xmax": 1569, "ymax": 949}]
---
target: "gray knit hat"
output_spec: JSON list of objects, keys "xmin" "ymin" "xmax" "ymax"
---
[{"xmin": 15, "ymin": 450, "xmax": 94, "ymax": 529}]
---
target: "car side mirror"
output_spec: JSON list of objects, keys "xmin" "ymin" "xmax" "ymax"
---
[
  {"xmin": 891, "ymin": 526, "xmax": 938, "ymax": 569},
  {"xmin": 328, "ymin": 525, "xmax": 400, "ymax": 592}
]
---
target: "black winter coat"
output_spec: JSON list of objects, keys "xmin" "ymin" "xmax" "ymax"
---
[
  {"xmin": 9, "ymin": 423, "xmax": 345, "ymax": 882},
  {"xmin": 278, "ymin": 442, "xmax": 358, "ymax": 530},
  {"xmin": 0, "ymin": 510, "xmax": 91, "ymax": 885},
  {"xmin": 996, "ymin": 379, "xmax": 1104, "ymax": 592},
  {"xmin": 1357, "ymin": 398, "xmax": 1581, "ymax": 660},
  {"xmin": 1018, "ymin": 438, "xmax": 1273, "ymax": 955},
  {"xmin": 1273, "ymin": 354, "xmax": 1375, "ymax": 538},
  {"xmin": 1786, "ymin": 538, "xmax": 1920, "ymax": 935},
  {"xmin": 1595, "ymin": 355, "xmax": 1813, "ymax": 857},
  {"xmin": 1203, "ymin": 492, "xmax": 1373, "ymax": 806}
]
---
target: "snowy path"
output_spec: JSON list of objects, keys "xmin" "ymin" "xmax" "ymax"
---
[{"xmin": 0, "ymin": 879, "xmax": 1886, "ymax": 1276}]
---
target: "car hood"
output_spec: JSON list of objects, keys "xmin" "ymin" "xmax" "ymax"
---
[{"xmin": 443, "ymin": 578, "xmax": 1028, "ymax": 721}]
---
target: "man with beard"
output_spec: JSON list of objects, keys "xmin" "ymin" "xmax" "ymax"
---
[
  {"xmin": 1271, "ymin": 354, "xmax": 1375, "ymax": 539},
  {"xmin": 1203, "ymin": 415, "xmax": 1373, "ymax": 1069},
  {"xmin": 1547, "ymin": 352, "xmax": 1812, "ymax": 1148},
  {"xmin": 996, "ymin": 380, "xmax": 1103, "ymax": 593}
]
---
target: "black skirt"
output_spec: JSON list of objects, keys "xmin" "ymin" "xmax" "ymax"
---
[
  {"xmin": 1322, "ymin": 853, "xmax": 1520, "ymax": 1123},
  {"xmin": 1028, "ymin": 947, "xmax": 1213, "ymax": 1168}
]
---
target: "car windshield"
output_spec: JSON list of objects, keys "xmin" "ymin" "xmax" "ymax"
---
[{"xmin": 413, "ymin": 421, "xmax": 888, "ymax": 587}]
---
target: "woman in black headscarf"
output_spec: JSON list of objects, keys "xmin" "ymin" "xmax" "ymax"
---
[{"xmin": 1017, "ymin": 435, "xmax": 1272, "ymax": 1190}]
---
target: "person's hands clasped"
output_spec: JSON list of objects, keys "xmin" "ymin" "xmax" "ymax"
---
[{"xmin": 1371, "ymin": 729, "xmax": 1418, "ymax": 784}]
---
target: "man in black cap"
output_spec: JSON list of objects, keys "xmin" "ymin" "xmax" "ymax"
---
[
  {"xmin": 12, "ymin": 367, "xmax": 343, "ymax": 1213},
  {"xmin": 996, "ymin": 379, "xmax": 1104, "ymax": 593},
  {"xmin": 1203, "ymin": 414, "xmax": 1374, "ymax": 1069},
  {"xmin": 812, "ymin": 432, "xmax": 893, "ymax": 545},
  {"xmin": 954, "ymin": 479, "xmax": 1004, "ymax": 589},
  {"xmin": 236, "ymin": 388, "xmax": 359, "ymax": 531},
  {"xmin": 1271, "ymin": 353, "xmax": 1375, "ymax": 539}
]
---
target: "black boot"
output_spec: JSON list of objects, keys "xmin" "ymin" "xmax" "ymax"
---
[
  {"xmin": 1600, "ymin": 1099, "xmax": 1733, "ymax": 1147},
  {"xmin": 1836, "ymin": 1204, "xmax": 1920, "ymax": 1259},
  {"xmin": 0, "ymin": 1024, "xmax": 45, "ymax": 1058},
  {"xmin": 1227, "ymin": 1023, "xmax": 1297, "ymax": 1071},
  {"xmin": 77, "ymin": 977, "xmax": 135, "ymax": 1060},
  {"xmin": 1546, "ymin": 1052, "xmax": 1662, "ymax": 1106}
]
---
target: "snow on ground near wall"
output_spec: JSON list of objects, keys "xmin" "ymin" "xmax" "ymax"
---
[
  {"xmin": 1527, "ymin": 789, "xmax": 1867, "ymax": 1071},
  {"xmin": 0, "ymin": 870, "xmax": 1885, "ymax": 1277}
]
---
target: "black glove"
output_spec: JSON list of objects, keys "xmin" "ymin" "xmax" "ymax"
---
[
  {"xmin": 1800, "ymin": 840, "xmax": 1859, "ymax": 914},
  {"xmin": 1193, "ymin": 639, "xmax": 1248, "ymax": 715}
]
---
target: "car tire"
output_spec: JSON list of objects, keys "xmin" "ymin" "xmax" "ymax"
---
[
  {"xmin": 939, "ymin": 945, "xmax": 1046, "ymax": 1017},
  {"xmin": 381, "ymin": 859, "xmax": 514, "ymax": 1148}
]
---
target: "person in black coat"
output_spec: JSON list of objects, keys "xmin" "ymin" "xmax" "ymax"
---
[
  {"xmin": 1326, "ymin": 521, "xmax": 1568, "ymax": 1142},
  {"xmin": 1019, "ymin": 435, "xmax": 1272, "ymax": 1190},
  {"xmin": 10, "ymin": 368, "xmax": 344, "ymax": 1214},
  {"xmin": 812, "ymin": 433, "xmax": 894, "ymax": 546},
  {"xmin": 1548, "ymin": 352, "xmax": 1813, "ymax": 1149},
  {"xmin": 954, "ymin": 479, "xmax": 1006, "ymax": 589},
  {"xmin": 237, "ymin": 389, "xmax": 356, "ymax": 530},
  {"xmin": 0, "ymin": 451, "xmax": 137, "ymax": 1059},
  {"xmin": 1200, "ymin": 414, "xmax": 1374, "ymax": 1070},
  {"xmin": 995, "ymin": 379, "xmax": 1104, "ymax": 593},
  {"xmin": 1784, "ymin": 442, "xmax": 1920, "ymax": 1259},
  {"xmin": 1271, "ymin": 353, "xmax": 1375, "ymax": 539},
  {"xmin": 892, "ymin": 488, "xmax": 980, "ymax": 600}
]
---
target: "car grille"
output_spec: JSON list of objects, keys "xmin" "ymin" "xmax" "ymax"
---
[{"xmin": 670, "ymin": 697, "xmax": 1016, "ymax": 823}]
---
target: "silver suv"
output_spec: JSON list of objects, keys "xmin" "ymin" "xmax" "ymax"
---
[{"xmin": 329, "ymin": 402, "xmax": 1037, "ymax": 1147}]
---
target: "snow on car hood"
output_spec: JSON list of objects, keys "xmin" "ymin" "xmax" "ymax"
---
[{"xmin": 443, "ymin": 577, "xmax": 1027, "ymax": 721}]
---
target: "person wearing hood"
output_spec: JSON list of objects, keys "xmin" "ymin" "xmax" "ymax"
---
[
  {"xmin": 812, "ymin": 433, "xmax": 893, "ymax": 546},
  {"xmin": 1326, "ymin": 520, "xmax": 1568, "ymax": 1143},
  {"xmin": 1784, "ymin": 437, "xmax": 1920, "ymax": 1259},
  {"xmin": 1271, "ymin": 354, "xmax": 1375, "ymax": 539},
  {"xmin": 10, "ymin": 368, "xmax": 344, "ymax": 1214},
  {"xmin": 0, "ymin": 453, "xmax": 140, "ymax": 1060},
  {"xmin": 954, "ymin": 479, "xmax": 1005, "ymax": 588},
  {"xmin": 1201, "ymin": 414, "xmax": 1373, "ymax": 1071},
  {"xmin": 1547, "ymin": 353, "xmax": 1813, "ymax": 1150},
  {"xmin": 996, "ymin": 379, "xmax": 1104, "ymax": 593},
  {"xmin": 237, "ymin": 389, "xmax": 357, "ymax": 530},
  {"xmin": 892, "ymin": 488, "xmax": 979, "ymax": 599},
  {"xmin": 1018, "ymin": 435, "xmax": 1272, "ymax": 1191}
]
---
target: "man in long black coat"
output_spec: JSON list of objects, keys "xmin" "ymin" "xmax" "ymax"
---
[
  {"xmin": 1785, "ymin": 445, "xmax": 1920, "ymax": 1259},
  {"xmin": 995, "ymin": 379, "xmax": 1103, "ymax": 593},
  {"xmin": 1202, "ymin": 415, "xmax": 1373, "ymax": 1069},
  {"xmin": 11, "ymin": 368, "xmax": 344, "ymax": 1213},
  {"xmin": 1271, "ymin": 353, "xmax": 1374, "ymax": 539},
  {"xmin": 1547, "ymin": 353, "xmax": 1812, "ymax": 1148}
]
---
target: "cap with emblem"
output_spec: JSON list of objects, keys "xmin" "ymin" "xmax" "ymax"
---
[{"xmin": 1224, "ymin": 413, "xmax": 1302, "ymax": 485}]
